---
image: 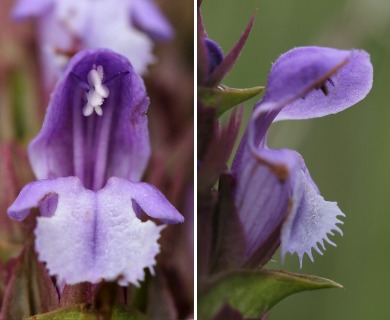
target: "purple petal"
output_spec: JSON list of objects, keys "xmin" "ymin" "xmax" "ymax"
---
[
  {"xmin": 7, "ymin": 177, "xmax": 181, "ymax": 286},
  {"xmin": 130, "ymin": 0, "xmax": 174, "ymax": 42},
  {"xmin": 197, "ymin": 11, "xmax": 209, "ymax": 84},
  {"xmin": 204, "ymin": 38, "xmax": 224, "ymax": 75},
  {"xmin": 234, "ymin": 47, "xmax": 373, "ymax": 170},
  {"xmin": 105, "ymin": 178, "xmax": 184, "ymax": 224},
  {"xmin": 232, "ymin": 46, "xmax": 369, "ymax": 267},
  {"xmin": 281, "ymin": 155, "xmax": 345, "ymax": 267},
  {"xmin": 205, "ymin": 15, "xmax": 255, "ymax": 86},
  {"xmin": 260, "ymin": 46, "xmax": 373, "ymax": 121},
  {"xmin": 7, "ymin": 177, "xmax": 82, "ymax": 221},
  {"xmin": 12, "ymin": 0, "xmax": 54, "ymax": 19},
  {"xmin": 232, "ymin": 101, "xmax": 342, "ymax": 267},
  {"xmin": 233, "ymin": 142, "xmax": 299, "ymax": 262},
  {"xmin": 28, "ymin": 49, "xmax": 151, "ymax": 190},
  {"xmin": 231, "ymin": 102, "xmax": 280, "ymax": 175}
]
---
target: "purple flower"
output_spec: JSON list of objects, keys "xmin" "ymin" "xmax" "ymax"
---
[
  {"xmin": 197, "ymin": 11, "xmax": 254, "ymax": 86},
  {"xmin": 204, "ymin": 38, "xmax": 224, "ymax": 75},
  {"xmin": 7, "ymin": 49, "xmax": 183, "ymax": 286},
  {"xmin": 232, "ymin": 47, "xmax": 373, "ymax": 267},
  {"xmin": 13, "ymin": 0, "xmax": 174, "ymax": 90}
]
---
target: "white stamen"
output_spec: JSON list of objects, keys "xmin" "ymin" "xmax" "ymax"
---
[{"xmin": 83, "ymin": 65, "xmax": 110, "ymax": 117}]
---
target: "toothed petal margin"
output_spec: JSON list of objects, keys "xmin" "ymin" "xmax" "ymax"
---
[
  {"xmin": 281, "ymin": 156, "xmax": 345, "ymax": 267},
  {"xmin": 7, "ymin": 177, "xmax": 182, "ymax": 286}
]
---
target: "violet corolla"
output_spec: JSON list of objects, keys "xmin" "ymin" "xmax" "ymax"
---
[
  {"xmin": 232, "ymin": 46, "xmax": 373, "ymax": 267},
  {"xmin": 7, "ymin": 49, "xmax": 183, "ymax": 286},
  {"xmin": 13, "ymin": 0, "xmax": 174, "ymax": 90},
  {"xmin": 198, "ymin": 13, "xmax": 254, "ymax": 87}
]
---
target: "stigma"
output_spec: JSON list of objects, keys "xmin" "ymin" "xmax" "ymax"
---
[{"xmin": 83, "ymin": 65, "xmax": 110, "ymax": 116}]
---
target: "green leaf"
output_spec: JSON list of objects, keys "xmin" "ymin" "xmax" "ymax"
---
[
  {"xmin": 198, "ymin": 85, "xmax": 265, "ymax": 116},
  {"xmin": 26, "ymin": 304, "xmax": 147, "ymax": 320},
  {"xmin": 110, "ymin": 305, "xmax": 147, "ymax": 320},
  {"xmin": 198, "ymin": 269, "xmax": 343, "ymax": 319}
]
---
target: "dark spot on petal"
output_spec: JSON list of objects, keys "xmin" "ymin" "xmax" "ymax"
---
[
  {"xmin": 252, "ymin": 152, "xmax": 290, "ymax": 182},
  {"xmin": 270, "ymin": 163, "xmax": 290, "ymax": 183},
  {"xmin": 320, "ymin": 84, "xmax": 329, "ymax": 96},
  {"xmin": 315, "ymin": 77, "xmax": 334, "ymax": 96}
]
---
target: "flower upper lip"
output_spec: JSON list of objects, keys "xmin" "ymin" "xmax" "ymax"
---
[
  {"xmin": 7, "ymin": 49, "xmax": 184, "ymax": 286},
  {"xmin": 232, "ymin": 46, "xmax": 373, "ymax": 266},
  {"xmin": 28, "ymin": 49, "xmax": 151, "ymax": 189}
]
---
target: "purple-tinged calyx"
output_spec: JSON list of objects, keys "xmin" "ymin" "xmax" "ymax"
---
[
  {"xmin": 8, "ymin": 49, "xmax": 184, "ymax": 286},
  {"xmin": 232, "ymin": 46, "xmax": 373, "ymax": 267}
]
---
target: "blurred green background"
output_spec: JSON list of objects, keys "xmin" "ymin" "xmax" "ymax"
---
[{"xmin": 202, "ymin": 0, "xmax": 390, "ymax": 319}]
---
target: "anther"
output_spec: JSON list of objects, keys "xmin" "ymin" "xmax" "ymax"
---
[{"xmin": 83, "ymin": 65, "xmax": 109, "ymax": 117}]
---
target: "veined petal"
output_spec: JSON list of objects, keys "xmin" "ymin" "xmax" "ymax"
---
[
  {"xmin": 232, "ymin": 84, "xmax": 344, "ymax": 267},
  {"xmin": 130, "ymin": 0, "xmax": 174, "ymax": 42},
  {"xmin": 232, "ymin": 102, "xmax": 280, "ymax": 174},
  {"xmin": 7, "ymin": 177, "xmax": 182, "ymax": 286},
  {"xmin": 281, "ymin": 155, "xmax": 345, "ymax": 267},
  {"xmin": 232, "ymin": 107, "xmax": 293, "ymax": 264},
  {"xmin": 232, "ymin": 46, "xmax": 369, "ymax": 268},
  {"xmin": 235, "ymin": 46, "xmax": 373, "ymax": 167},
  {"xmin": 233, "ymin": 142, "xmax": 299, "ymax": 265},
  {"xmin": 28, "ymin": 49, "xmax": 151, "ymax": 190},
  {"xmin": 259, "ymin": 46, "xmax": 372, "ymax": 121}
]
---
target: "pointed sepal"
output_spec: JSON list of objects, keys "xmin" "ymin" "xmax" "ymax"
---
[
  {"xmin": 205, "ymin": 14, "xmax": 255, "ymax": 86},
  {"xmin": 198, "ymin": 110, "xmax": 242, "ymax": 193},
  {"xmin": 198, "ymin": 269, "xmax": 342, "ymax": 320},
  {"xmin": 198, "ymin": 85, "xmax": 265, "ymax": 116}
]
